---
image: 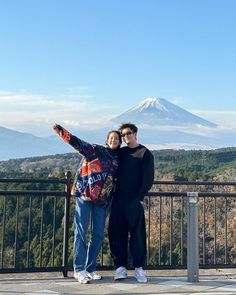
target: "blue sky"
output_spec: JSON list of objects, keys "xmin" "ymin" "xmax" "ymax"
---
[{"xmin": 0, "ymin": 0, "xmax": 236, "ymax": 136}]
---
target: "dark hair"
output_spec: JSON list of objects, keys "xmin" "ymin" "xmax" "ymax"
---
[
  {"xmin": 106, "ymin": 130, "xmax": 122, "ymax": 147},
  {"xmin": 118, "ymin": 122, "xmax": 138, "ymax": 134}
]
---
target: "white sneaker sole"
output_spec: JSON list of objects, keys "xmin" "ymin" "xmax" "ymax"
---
[
  {"xmin": 114, "ymin": 274, "xmax": 127, "ymax": 280},
  {"xmin": 135, "ymin": 277, "xmax": 147, "ymax": 283},
  {"xmin": 92, "ymin": 276, "xmax": 102, "ymax": 280},
  {"xmin": 78, "ymin": 279, "xmax": 90, "ymax": 284}
]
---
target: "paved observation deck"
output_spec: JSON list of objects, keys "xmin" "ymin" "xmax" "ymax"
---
[{"xmin": 1, "ymin": 269, "xmax": 236, "ymax": 295}]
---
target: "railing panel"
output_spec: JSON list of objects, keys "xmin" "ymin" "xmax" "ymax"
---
[
  {"xmin": 198, "ymin": 195, "xmax": 236, "ymax": 267},
  {"xmin": 143, "ymin": 194, "xmax": 188, "ymax": 268},
  {"xmin": 1, "ymin": 177, "xmax": 236, "ymax": 274},
  {"xmin": 0, "ymin": 193, "xmax": 66, "ymax": 270},
  {"xmin": 0, "ymin": 175, "xmax": 72, "ymax": 275}
]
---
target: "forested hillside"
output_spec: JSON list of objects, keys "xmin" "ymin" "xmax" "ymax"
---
[
  {"xmin": 1, "ymin": 147, "xmax": 236, "ymax": 181},
  {"xmin": 152, "ymin": 147, "xmax": 236, "ymax": 181}
]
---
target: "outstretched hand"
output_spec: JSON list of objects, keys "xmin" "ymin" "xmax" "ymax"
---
[{"xmin": 53, "ymin": 124, "xmax": 63, "ymax": 136}]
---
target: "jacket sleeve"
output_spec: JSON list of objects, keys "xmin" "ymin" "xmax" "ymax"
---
[
  {"xmin": 53, "ymin": 124, "xmax": 96, "ymax": 159},
  {"xmin": 138, "ymin": 150, "xmax": 154, "ymax": 201}
]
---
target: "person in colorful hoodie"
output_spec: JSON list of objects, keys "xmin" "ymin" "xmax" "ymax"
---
[{"xmin": 53, "ymin": 124, "xmax": 121, "ymax": 284}]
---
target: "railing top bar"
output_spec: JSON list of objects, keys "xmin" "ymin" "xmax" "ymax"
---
[
  {"xmin": 0, "ymin": 190, "xmax": 66, "ymax": 196},
  {"xmin": 148, "ymin": 191, "xmax": 236, "ymax": 197},
  {"xmin": 1, "ymin": 190, "xmax": 235, "ymax": 197},
  {"xmin": 1, "ymin": 179, "xmax": 235, "ymax": 186},
  {"xmin": 0, "ymin": 178, "xmax": 67, "ymax": 184},
  {"xmin": 154, "ymin": 180, "xmax": 236, "ymax": 185}
]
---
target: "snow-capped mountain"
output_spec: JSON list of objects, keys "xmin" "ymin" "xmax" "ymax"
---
[{"xmin": 113, "ymin": 97, "xmax": 217, "ymax": 127}]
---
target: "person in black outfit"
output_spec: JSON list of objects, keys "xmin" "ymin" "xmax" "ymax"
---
[{"xmin": 108, "ymin": 122, "xmax": 154, "ymax": 283}]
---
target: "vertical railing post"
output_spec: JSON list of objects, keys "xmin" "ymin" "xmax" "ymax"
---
[
  {"xmin": 187, "ymin": 192, "xmax": 199, "ymax": 282},
  {"xmin": 62, "ymin": 171, "xmax": 72, "ymax": 278},
  {"xmin": 1, "ymin": 196, "xmax": 6, "ymax": 269}
]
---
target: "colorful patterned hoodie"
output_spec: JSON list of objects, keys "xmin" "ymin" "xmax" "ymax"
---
[{"xmin": 54, "ymin": 126, "xmax": 119, "ymax": 205}]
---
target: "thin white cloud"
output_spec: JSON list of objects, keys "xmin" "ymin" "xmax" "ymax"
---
[
  {"xmin": 138, "ymin": 112, "xmax": 236, "ymax": 137},
  {"xmin": 138, "ymin": 123, "xmax": 218, "ymax": 137},
  {"xmin": 0, "ymin": 91, "xmax": 91, "ymax": 110},
  {"xmin": 190, "ymin": 109, "xmax": 236, "ymax": 128},
  {"xmin": 0, "ymin": 89, "xmax": 117, "ymax": 136},
  {"xmin": 147, "ymin": 143, "xmax": 215, "ymax": 150}
]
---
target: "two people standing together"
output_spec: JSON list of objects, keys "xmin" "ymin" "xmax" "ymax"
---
[{"xmin": 53, "ymin": 122, "xmax": 154, "ymax": 284}]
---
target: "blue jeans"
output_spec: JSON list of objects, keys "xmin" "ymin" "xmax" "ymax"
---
[{"xmin": 73, "ymin": 197, "xmax": 106, "ymax": 272}]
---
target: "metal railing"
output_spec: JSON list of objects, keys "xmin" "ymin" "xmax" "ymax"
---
[{"xmin": 0, "ymin": 175, "xmax": 236, "ymax": 278}]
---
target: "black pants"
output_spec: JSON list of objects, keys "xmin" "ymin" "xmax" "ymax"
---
[{"xmin": 108, "ymin": 198, "xmax": 146, "ymax": 268}]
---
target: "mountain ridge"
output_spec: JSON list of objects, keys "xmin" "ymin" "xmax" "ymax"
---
[{"xmin": 0, "ymin": 125, "xmax": 71, "ymax": 160}]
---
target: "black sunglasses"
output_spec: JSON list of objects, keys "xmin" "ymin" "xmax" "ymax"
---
[{"xmin": 121, "ymin": 131, "xmax": 133, "ymax": 137}]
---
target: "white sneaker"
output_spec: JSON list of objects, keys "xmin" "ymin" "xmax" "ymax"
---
[
  {"xmin": 73, "ymin": 270, "xmax": 90, "ymax": 284},
  {"xmin": 114, "ymin": 266, "xmax": 128, "ymax": 280},
  {"xmin": 87, "ymin": 271, "xmax": 102, "ymax": 280},
  {"xmin": 134, "ymin": 267, "xmax": 147, "ymax": 283}
]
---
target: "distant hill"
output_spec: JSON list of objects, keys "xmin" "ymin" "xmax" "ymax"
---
[
  {"xmin": 1, "ymin": 147, "xmax": 236, "ymax": 181},
  {"xmin": 0, "ymin": 126, "xmax": 72, "ymax": 160}
]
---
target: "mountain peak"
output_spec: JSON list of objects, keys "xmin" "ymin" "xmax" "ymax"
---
[
  {"xmin": 140, "ymin": 97, "xmax": 159, "ymax": 105},
  {"xmin": 131, "ymin": 97, "xmax": 168, "ymax": 113}
]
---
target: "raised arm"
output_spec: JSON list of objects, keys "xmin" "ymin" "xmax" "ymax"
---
[{"xmin": 53, "ymin": 124, "xmax": 96, "ymax": 158}]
